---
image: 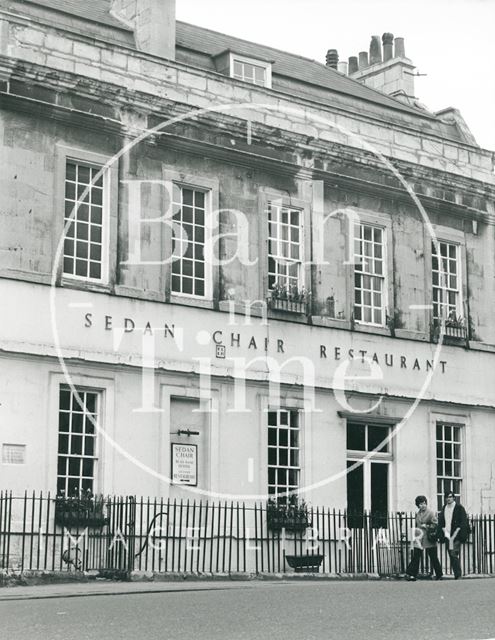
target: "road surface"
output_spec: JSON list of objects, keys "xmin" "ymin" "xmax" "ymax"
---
[{"xmin": 1, "ymin": 578, "xmax": 494, "ymax": 640}]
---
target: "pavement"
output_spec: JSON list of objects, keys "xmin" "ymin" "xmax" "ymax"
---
[{"xmin": 0, "ymin": 572, "xmax": 491, "ymax": 601}]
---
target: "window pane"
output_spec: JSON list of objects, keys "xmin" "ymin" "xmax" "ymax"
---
[
  {"xmin": 347, "ymin": 423, "xmax": 366, "ymax": 451},
  {"xmin": 346, "ymin": 461, "xmax": 364, "ymax": 528},
  {"xmin": 370, "ymin": 463, "xmax": 388, "ymax": 528},
  {"xmin": 368, "ymin": 425, "xmax": 389, "ymax": 452}
]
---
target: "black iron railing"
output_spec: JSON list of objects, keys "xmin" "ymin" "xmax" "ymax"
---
[{"xmin": 1, "ymin": 492, "xmax": 494, "ymax": 577}]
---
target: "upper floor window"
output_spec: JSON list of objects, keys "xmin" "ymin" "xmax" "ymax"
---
[
  {"xmin": 354, "ymin": 223, "xmax": 386, "ymax": 325},
  {"xmin": 57, "ymin": 385, "xmax": 99, "ymax": 496},
  {"xmin": 63, "ymin": 160, "xmax": 107, "ymax": 282},
  {"xmin": 171, "ymin": 185, "xmax": 209, "ymax": 298},
  {"xmin": 230, "ymin": 54, "xmax": 272, "ymax": 88},
  {"xmin": 432, "ymin": 241, "xmax": 461, "ymax": 323},
  {"xmin": 268, "ymin": 204, "xmax": 303, "ymax": 293}
]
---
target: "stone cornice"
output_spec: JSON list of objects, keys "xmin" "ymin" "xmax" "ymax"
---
[{"xmin": 1, "ymin": 85, "xmax": 494, "ymax": 224}]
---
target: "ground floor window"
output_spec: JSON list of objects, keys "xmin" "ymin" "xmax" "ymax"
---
[
  {"xmin": 436, "ymin": 422, "xmax": 462, "ymax": 510},
  {"xmin": 57, "ymin": 385, "xmax": 99, "ymax": 496},
  {"xmin": 268, "ymin": 409, "xmax": 300, "ymax": 500},
  {"xmin": 346, "ymin": 421, "xmax": 392, "ymax": 528}
]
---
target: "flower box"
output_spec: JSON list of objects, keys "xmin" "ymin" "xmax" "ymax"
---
[
  {"xmin": 267, "ymin": 516, "xmax": 311, "ymax": 533},
  {"xmin": 55, "ymin": 493, "xmax": 109, "ymax": 528},
  {"xmin": 267, "ymin": 284, "xmax": 311, "ymax": 315},
  {"xmin": 266, "ymin": 496, "xmax": 311, "ymax": 534},
  {"xmin": 431, "ymin": 315, "xmax": 468, "ymax": 345},
  {"xmin": 268, "ymin": 297, "xmax": 308, "ymax": 314}
]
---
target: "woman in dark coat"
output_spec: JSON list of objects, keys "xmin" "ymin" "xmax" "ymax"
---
[{"xmin": 405, "ymin": 495, "xmax": 443, "ymax": 581}]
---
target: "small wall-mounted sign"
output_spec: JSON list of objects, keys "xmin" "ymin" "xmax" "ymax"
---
[
  {"xmin": 2, "ymin": 444, "xmax": 26, "ymax": 465},
  {"xmin": 216, "ymin": 344, "xmax": 226, "ymax": 359},
  {"xmin": 171, "ymin": 443, "xmax": 198, "ymax": 486}
]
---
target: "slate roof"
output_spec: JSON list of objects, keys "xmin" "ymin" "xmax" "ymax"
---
[
  {"xmin": 175, "ymin": 21, "xmax": 430, "ymax": 119},
  {"xmin": 8, "ymin": 0, "xmax": 467, "ymax": 141}
]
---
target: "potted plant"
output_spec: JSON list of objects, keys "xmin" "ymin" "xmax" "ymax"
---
[
  {"xmin": 431, "ymin": 310, "xmax": 468, "ymax": 343},
  {"xmin": 268, "ymin": 282, "xmax": 311, "ymax": 313},
  {"xmin": 55, "ymin": 489, "xmax": 109, "ymax": 528},
  {"xmin": 266, "ymin": 495, "xmax": 311, "ymax": 533}
]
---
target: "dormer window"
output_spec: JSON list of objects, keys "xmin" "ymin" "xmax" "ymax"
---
[
  {"xmin": 214, "ymin": 50, "xmax": 273, "ymax": 88},
  {"xmin": 229, "ymin": 54, "xmax": 272, "ymax": 88}
]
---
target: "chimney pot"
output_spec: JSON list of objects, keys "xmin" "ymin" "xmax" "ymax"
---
[
  {"xmin": 337, "ymin": 61, "xmax": 348, "ymax": 75},
  {"xmin": 369, "ymin": 35, "xmax": 382, "ymax": 65},
  {"xmin": 358, "ymin": 51, "xmax": 369, "ymax": 69},
  {"xmin": 382, "ymin": 32, "xmax": 394, "ymax": 61},
  {"xmin": 394, "ymin": 37, "xmax": 405, "ymax": 58},
  {"xmin": 348, "ymin": 56, "xmax": 359, "ymax": 74},
  {"xmin": 326, "ymin": 49, "xmax": 339, "ymax": 69}
]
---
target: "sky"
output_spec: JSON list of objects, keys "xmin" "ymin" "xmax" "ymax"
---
[{"xmin": 176, "ymin": 0, "xmax": 495, "ymax": 151}]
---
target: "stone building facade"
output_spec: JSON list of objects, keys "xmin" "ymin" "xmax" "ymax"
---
[{"xmin": 1, "ymin": 0, "xmax": 495, "ymax": 515}]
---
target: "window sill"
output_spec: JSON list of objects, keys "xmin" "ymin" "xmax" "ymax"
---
[
  {"xmin": 218, "ymin": 300, "xmax": 266, "ymax": 317},
  {"xmin": 0, "ymin": 269, "xmax": 52, "ymax": 285},
  {"xmin": 394, "ymin": 328, "xmax": 429, "ymax": 342},
  {"xmin": 61, "ymin": 278, "xmax": 112, "ymax": 294},
  {"xmin": 311, "ymin": 316, "xmax": 351, "ymax": 331},
  {"xmin": 169, "ymin": 295, "xmax": 215, "ymax": 310},
  {"xmin": 114, "ymin": 285, "xmax": 166, "ymax": 302},
  {"xmin": 468, "ymin": 340, "xmax": 495, "ymax": 353},
  {"xmin": 352, "ymin": 323, "xmax": 390, "ymax": 337}
]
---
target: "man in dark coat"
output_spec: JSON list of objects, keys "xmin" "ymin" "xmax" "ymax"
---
[{"xmin": 438, "ymin": 490, "xmax": 469, "ymax": 579}]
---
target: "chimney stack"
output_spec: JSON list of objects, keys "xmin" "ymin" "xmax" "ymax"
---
[
  {"xmin": 348, "ymin": 32, "xmax": 416, "ymax": 99},
  {"xmin": 326, "ymin": 49, "xmax": 339, "ymax": 69},
  {"xmin": 348, "ymin": 56, "xmax": 359, "ymax": 74},
  {"xmin": 382, "ymin": 32, "xmax": 394, "ymax": 61},
  {"xmin": 369, "ymin": 35, "xmax": 382, "ymax": 65},
  {"xmin": 337, "ymin": 61, "xmax": 348, "ymax": 75},
  {"xmin": 111, "ymin": 0, "xmax": 176, "ymax": 60},
  {"xmin": 394, "ymin": 37, "xmax": 406, "ymax": 58},
  {"xmin": 358, "ymin": 51, "xmax": 369, "ymax": 69}
]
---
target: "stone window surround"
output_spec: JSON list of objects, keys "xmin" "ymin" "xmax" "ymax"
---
[{"xmin": 54, "ymin": 145, "xmax": 119, "ymax": 291}]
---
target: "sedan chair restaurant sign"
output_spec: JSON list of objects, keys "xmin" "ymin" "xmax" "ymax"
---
[
  {"xmin": 82, "ymin": 313, "xmax": 448, "ymax": 374},
  {"xmin": 171, "ymin": 444, "xmax": 197, "ymax": 486}
]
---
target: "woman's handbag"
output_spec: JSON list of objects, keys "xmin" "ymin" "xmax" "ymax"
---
[{"xmin": 426, "ymin": 523, "xmax": 439, "ymax": 543}]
